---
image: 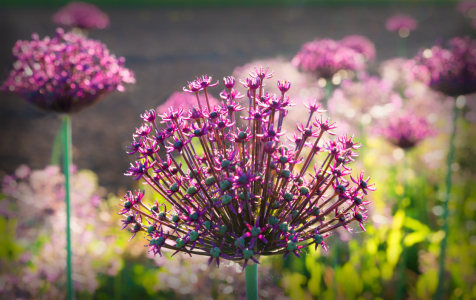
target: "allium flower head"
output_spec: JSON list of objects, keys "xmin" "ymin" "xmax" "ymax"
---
[
  {"xmin": 385, "ymin": 14, "xmax": 418, "ymax": 32},
  {"xmin": 292, "ymin": 38, "xmax": 366, "ymax": 79},
  {"xmin": 52, "ymin": 1, "xmax": 110, "ymax": 30},
  {"xmin": 415, "ymin": 37, "xmax": 476, "ymax": 96},
  {"xmin": 1, "ymin": 28, "xmax": 135, "ymax": 114},
  {"xmin": 340, "ymin": 35, "xmax": 377, "ymax": 62},
  {"xmin": 457, "ymin": 0, "xmax": 476, "ymax": 14},
  {"xmin": 119, "ymin": 67, "xmax": 375, "ymax": 269},
  {"xmin": 376, "ymin": 112, "xmax": 435, "ymax": 149}
]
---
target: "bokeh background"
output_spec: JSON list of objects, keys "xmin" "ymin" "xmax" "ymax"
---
[{"xmin": 1, "ymin": 1, "xmax": 475, "ymax": 299}]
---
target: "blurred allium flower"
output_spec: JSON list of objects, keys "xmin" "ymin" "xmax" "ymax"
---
[
  {"xmin": 328, "ymin": 75, "xmax": 402, "ymax": 132},
  {"xmin": 157, "ymin": 91, "xmax": 220, "ymax": 114},
  {"xmin": 120, "ymin": 68, "xmax": 375, "ymax": 269},
  {"xmin": 292, "ymin": 38, "xmax": 366, "ymax": 79},
  {"xmin": 376, "ymin": 112, "xmax": 435, "ymax": 149},
  {"xmin": 415, "ymin": 37, "xmax": 476, "ymax": 96},
  {"xmin": 0, "ymin": 165, "xmax": 120, "ymax": 298},
  {"xmin": 385, "ymin": 14, "xmax": 418, "ymax": 33},
  {"xmin": 457, "ymin": 0, "xmax": 476, "ymax": 14},
  {"xmin": 340, "ymin": 35, "xmax": 377, "ymax": 62},
  {"xmin": 52, "ymin": 1, "xmax": 110, "ymax": 30},
  {"xmin": 1, "ymin": 28, "xmax": 135, "ymax": 114}
]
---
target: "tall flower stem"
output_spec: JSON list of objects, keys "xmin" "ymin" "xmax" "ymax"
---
[
  {"xmin": 323, "ymin": 80, "xmax": 333, "ymax": 109},
  {"xmin": 435, "ymin": 99, "xmax": 459, "ymax": 300},
  {"xmin": 397, "ymin": 37, "xmax": 407, "ymax": 58},
  {"xmin": 245, "ymin": 263, "xmax": 258, "ymax": 300},
  {"xmin": 62, "ymin": 114, "xmax": 74, "ymax": 300},
  {"xmin": 51, "ymin": 125, "xmax": 63, "ymax": 166}
]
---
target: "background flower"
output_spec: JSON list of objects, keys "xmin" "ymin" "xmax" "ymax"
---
[
  {"xmin": 1, "ymin": 28, "xmax": 135, "ymax": 114},
  {"xmin": 52, "ymin": 1, "xmax": 110, "ymax": 30}
]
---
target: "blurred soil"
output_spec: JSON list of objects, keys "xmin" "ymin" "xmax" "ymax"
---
[{"xmin": 0, "ymin": 5, "xmax": 468, "ymax": 193}]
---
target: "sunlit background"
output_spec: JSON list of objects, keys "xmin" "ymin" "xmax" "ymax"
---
[{"xmin": 1, "ymin": 0, "xmax": 475, "ymax": 299}]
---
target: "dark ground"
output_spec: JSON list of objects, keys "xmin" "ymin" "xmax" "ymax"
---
[{"xmin": 0, "ymin": 5, "xmax": 469, "ymax": 193}]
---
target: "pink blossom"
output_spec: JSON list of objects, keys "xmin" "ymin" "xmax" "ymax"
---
[
  {"xmin": 52, "ymin": 1, "xmax": 109, "ymax": 30},
  {"xmin": 385, "ymin": 14, "xmax": 418, "ymax": 32},
  {"xmin": 1, "ymin": 28, "xmax": 135, "ymax": 114}
]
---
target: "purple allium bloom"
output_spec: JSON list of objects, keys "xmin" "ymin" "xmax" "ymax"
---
[
  {"xmin": 376, "ymin": 112, "xmax": 435, "ymax": 149},
  {"xmin": 1, "ymin": 28, "xmax": 135, "ymax": 114},
  {"xmin": 119, "ymin": 67, "xmax": 375, "ymax": 268},
  {"xmin": 385, "ymin": 14, "xmax": 418, "ymax": 32},
  {"xmin": 157, "ymin": 91, "xmax": 220, "ymax": 114},
  {"xmin": 52, "ymin": 1, "xmax": 110, "ymax": 30},
  {"xmin": 292, "ymin": 38, "xmax": 366, "ymax": 79},
  {"xmin": 414, "ymin": 37, "xmax": 476, "ymax": 96},
  {"xmin": 340, "ymin": 35, "xmax": 377, "ymax": 62},
  {"xmin": 457, "ymin": 0, "xmax": 476, "ymax": 14}
]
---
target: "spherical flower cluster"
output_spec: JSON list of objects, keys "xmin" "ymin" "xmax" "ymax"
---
[
  {"xmin": 157, "ymin": 91, "xmax": 220, "ymax": 114},
  {"xmin": 0, "ymin": 165, "xmax": 120, "ymax": 298},
  {"xmin": 376, "ymin": 112, "xmax": 434, "ymax": 150},
  {"xmin": 385, "ymin": 14, "xmax": 418, "ymax": 32},
  {"xmin": 1, "ymin": 28, "xmax": 135, "ymax": 114},
  {"xmin": 457, "ymin": 0, "xmax": 476, "ymax": 14},
  {"xmin": 414, "ymin": 37, "xmax": 476, "ymax": 96},
  {"xmin": 52, "ymin": 1, "xmax": 110, "ymax": 30},
  {"xmin": 340, "ymin": 35, "xmax": 377, "ymax": 62},
  {"xmin": 292, "ymin": 38, "xmax": 366, "ymax": 79},
  {"xmin": 120, "ymin": 68, "xmax": 374, "ymax": 269}
]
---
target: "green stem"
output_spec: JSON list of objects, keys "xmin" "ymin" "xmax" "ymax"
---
[
  {"xmin": 397, "ymin": 37, "xmax": 407, "ymax": 58},
  {"xmin": 435, "ymin": 99, "xmax": 459, "ymax": 300},
  {"xmin": 62, "ymin": 115, "xmax": 74, "ymax": 300},
  {"xmin": 323, "ymin": 80, "xmax": 333, "ymax": 110},
  {"xmin": 51, "ymin": 125, "xmax": 63, "ymax": 166},
  {"xmin": 245, "ymin": 263, "xmax": 258, "ymax": 300}
]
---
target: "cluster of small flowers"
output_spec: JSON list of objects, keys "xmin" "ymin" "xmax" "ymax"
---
[
  {"xmin": 292, "ymin": 38, "xmax": 367, "ymax": 79},
  {"xmin": 0, "ymin": 165, "xmax": 121, "ymax": 298},
  {"xmin": 1, "ymin": 28, "xmax": 135, "ymax": 113},
  {"xmin": 457, "ymin": 0, "xmax": 476, "ymax": 15},
  {"xmin": 232, "ymin": 57, "xmax": 324, "ymax": 134},
  {"xmin": 375, "ymin": 112, "xmax": 435, "ymax": 149},
  {"xmin": 414, "ymin": 36, "xmax": 476, "ymax": 96},
  {"xmin": 385, "ymin": 14, "xmax": 419, "ymax": 32},
  {"xmin": 340, "ymin": 35, "xmax": 377, "ymax": 62},
  {"xmin": 52, "ymin": 1, "xmax": 110, "ymax": 30},
  {"xmin": 120, "ymin": 67, "xmax": 374, "ymax": 269}
]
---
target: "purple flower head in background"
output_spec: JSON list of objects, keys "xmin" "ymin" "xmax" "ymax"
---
[
  {"xmin": 340, "ymin": 35, "xmax": 377, "ymax": 62},
  {"xmin": 292, "ymin": 38, "xmax": 366, "ymax": 79},
  {"xmin": 415, "ymin": 37, "xmax": 476, "ymax": 96},
  {"xmin": 119, "ymin": 67, "xmax": 375, "ymax": 269},
  {"xmin": 52, "ymin": 1, "xmax": 110, "ymax": 30},
  {"xmin": 376, "ymin": 112, "xmax": 435, "ymax": 149},
  {"xmin": 385, "ymin": 14, "xmax": 418, "ymax": 33},
  {"xmin": 157, "ymin": 91, "xmax": 220, "ymax": 114},
  {"xmin": 457, "ymin": 0, "xmax": 476, "ymax": 14},
  {"xmin": 1, "ymin": 28, "xmax": 135, "ymax": 114}
]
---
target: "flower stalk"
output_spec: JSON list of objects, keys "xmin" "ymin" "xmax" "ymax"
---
[
  {"xmin": 62, "ymin": 114, "xmax": 73, "ymax": 300},
  {"xmin": 435, "ymin": 99, "xmax": 459, "ymax": 300},
  {"xmin": 245, "ymin": 263, "xmax": 258, "ymax": 300}
]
